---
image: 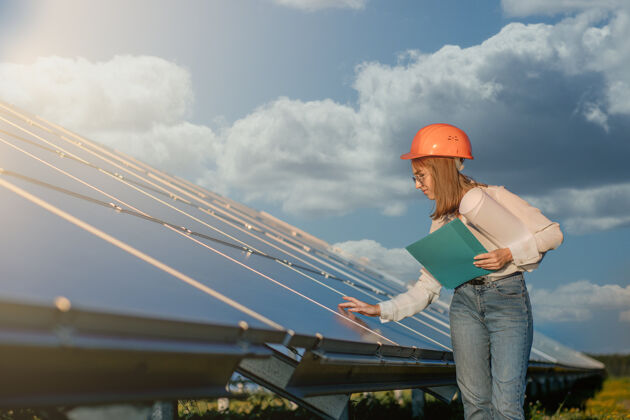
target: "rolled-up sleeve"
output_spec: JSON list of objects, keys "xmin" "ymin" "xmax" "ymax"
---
[
  {"xmin": 378, "ymin": 218, "xmax": 445, "ymax": 323},
  {"xmin": 495, "ymin": 187, "xmax": 564, "ymax": 269},
  {"xmin": 378, "ymin": 268, "xmax": 442, "ymax": 323}
]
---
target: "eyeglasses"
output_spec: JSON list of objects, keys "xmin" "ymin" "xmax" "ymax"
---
[{"xmin": 411, "ymin": 173, "xmax": 427, "ymax": 186}]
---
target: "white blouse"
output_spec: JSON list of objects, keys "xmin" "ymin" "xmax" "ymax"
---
[{"xmin": 378, "ymin": 185, "xmax": 564, "ymax": 323}]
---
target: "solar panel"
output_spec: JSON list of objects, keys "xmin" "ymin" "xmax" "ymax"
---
[
  {"xmin": 0, "ymin": 99, "xmax": 603, "ymax": 416},
  {"xmin": 0, "ymin": 108, "xmax": 453, "ymax": 351}
]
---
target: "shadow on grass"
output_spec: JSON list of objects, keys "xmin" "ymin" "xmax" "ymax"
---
[
  {"xmin": 0, "ymin": 408, "xmax": 67, "ymax": 420},
  {"xmin": 349, "ymin": 392, "xmax": 463, "ymax": 420},
  {"xmin": 526, "ymin": 375, "xmax": 605, "ymax": 414}
]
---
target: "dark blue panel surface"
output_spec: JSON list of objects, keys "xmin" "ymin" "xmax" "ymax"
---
[
  {"xmin": 0, "ymin": 115, "xmax": 451, "ymax": 350},
  {"xmin": 0, "ymin": 181, "xmax": 276, "ymax": 331}
]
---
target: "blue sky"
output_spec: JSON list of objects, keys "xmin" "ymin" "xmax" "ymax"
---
[{"xmin": 0, "ymin": 0, "xmax": 628, "ymax": 353}]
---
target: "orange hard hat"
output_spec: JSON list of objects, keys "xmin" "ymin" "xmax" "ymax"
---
[{"xmin": 400, "ymin": 123, "xmax": 474, "ymax": 160}]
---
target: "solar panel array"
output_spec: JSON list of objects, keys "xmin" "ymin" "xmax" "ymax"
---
[{"xmin": 0, "ymin": 99, "xmax": 603, "ymax": 415}]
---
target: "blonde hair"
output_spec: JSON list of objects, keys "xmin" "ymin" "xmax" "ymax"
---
[{"xmin": 412, "ymin": 157, "xmax": 486, "ymax": 220}]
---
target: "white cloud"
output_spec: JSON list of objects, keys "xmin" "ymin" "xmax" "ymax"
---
[
  {"xmin": 213, "ymin": 9, "xmax": 630, "ymax": 219},
  {"xmin": 271, "ymin": 0, "xmax": 367, "ymax": 12},
  {"xmin": 501, "ymin": 0, "xmax": 627, "ymax": 17},
  {"xmin": 0, "ymin": 55, "xmax": 411, "ymax": 218},
  {"xmin": 216, "ymin": 97, "xmax": 409, "ymax": 216},
  {"xmin": 332, "ymin": 239, "xmax": 420, "ymax": 284},
  {"xmin": 0, "ymin": 55, "xmax": 192, "ymax": 132},
  {"xmin": 529, "ymin": 280, "xmax": 630, "ymax": 322},
  {"xmin": 0, "ymin": 55, "xmax": 222, "ymax": 194},
  {"xmin": 580, "ymin": 102, "xmax": 609, "ymax": 131},
  {"xmin": 525, "ymin": 183, "xmax": 630, "ymax": 234},
  {"xmin": 102, "ymin": 122, "xmax": 223, "ymax": 190},
  {"xmin": 620, "ymin": 309, "xmax": 630, "ymax": 322}
]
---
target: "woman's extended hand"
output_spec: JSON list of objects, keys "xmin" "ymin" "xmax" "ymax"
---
[
  {"xmin": 338, "ymin": 296, "xmax": 381, "ymax": 317},
  {"xmin": 474, "ymin": 248, "xmax": 513, "ymax": 270}
]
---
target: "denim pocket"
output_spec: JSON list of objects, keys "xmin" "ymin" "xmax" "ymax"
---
[{"xmin": 492, "ymin": 275, "xmax": 525, "ymax": 298}]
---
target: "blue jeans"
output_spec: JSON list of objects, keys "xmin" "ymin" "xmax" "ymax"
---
[{"xmin": 449, "ymin": 273, "xmax": 533, "ymax": 420}]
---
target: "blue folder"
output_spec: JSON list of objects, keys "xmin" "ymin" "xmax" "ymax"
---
[{"xmin": 405, "ymin": 219, "xmax": 493, "ymax": 289}]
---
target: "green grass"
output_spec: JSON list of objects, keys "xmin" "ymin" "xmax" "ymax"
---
[
  {"xmin": 178, "ymin": 378, "xmax": 629, "ymax": 420},
  {"xmin": 1, "ymin": 377, "xmax": 627, "ymax": 419},
  {"xmin": 178, "ymin": 390, "xmax": 463, "ymax": 420}
]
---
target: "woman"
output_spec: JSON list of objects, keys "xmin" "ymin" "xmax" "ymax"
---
[{"xmin": 339, "ymin": 123, "xmax": 563, "ymax": 420}]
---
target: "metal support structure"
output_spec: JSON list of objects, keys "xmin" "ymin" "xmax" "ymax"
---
[
  {"xmin": 0, "ymin": 300, "xmax": 279, "ymax": 408},
  {"xmin": 411, "ymin": 389, "xmax": 425, "ymax": 419},
  {"xmin": 238, "ymin": 351, "xmax": 350, "ymax": 420},
  {"xmin": 422, "ymin": 385, "xmax": 459, "ymax": 403},
  {"xmin": 66, "ymin": 404, "xmax": 152, "ymax": 420},
  {"xmin": 287, "ymin": 350, "xmax": 457, "ymax": 397},
  {"xmin": 150, "ymin": 401, "xmax": 176, "ymax": 420},
  {"xmin": 527, "ymin": 378, "xmax": 539, "ymax": 398},
  {"xmin": 65, "ymin": 401, "xmax": 175, "ymax": 420}
]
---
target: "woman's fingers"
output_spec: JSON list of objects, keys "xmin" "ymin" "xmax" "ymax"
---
[
  {"xmin": 474, "ymin": 254, "xmax": 491, "ymax": 267},
  {"xmin": 474, "ymin": 249, "xmax": 510, "ymax": 270},
  {"xmin": 343, "ymin": 296, "xmax": 368, "ymax": 305},
  {"xmin": 339, "ymin": 296, "xmax": 363, "ymax": 312},
  {"xmin": 474, "ymin": 257, "xmax": 493, "ymax": 268},
  {"xmin": 339, "ymin": 297, "xmax": 378, "ymax": 316},
  {"xmin": 477, "ymin": 263, "xmax": 498, "ymax": 270},
  {"xmin": 474, "ymin": 254, "xmax": 495, "ymax": 262},
  {"xmin": 475, "ymin": 259, "xmax": 499, "ymax": 269}
]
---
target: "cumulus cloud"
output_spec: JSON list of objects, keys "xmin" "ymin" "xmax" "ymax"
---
[
  {"xmin": 0, "ymin": 55, "xmax": 224, "ymax": 193},
  {"xmin": 213, "ymin": 7, "xmax": 630, "ymax": 219},
  {"xmin": 0, "ymin": 55, "xmax": 410, "ymax": 217},
  {"xmin": 524, "ymin": 183, "xmax": 630, "ymax": 234},
  {"xmin": 580, "ymin": 101, "xmax": 609, "ymax": 131},
  {"xmin": 217, "ymin": 8, "xmax": 630, "ymax": 219},
  {"xmin": 501, "ymin": 0, "xmax": 627, "ymax": 17},
  {"xmin": 271, "ymin": 0, "xmax": 367, "ymax": 12},
  {"xmin": 216, "ymin": 97, "xmax": 409, "ymax": 216},
  {"xmin": 2, "ymin": 7, "xmax": 630, "ymax": 227},
  {"xmin": 529, "ymin": 280, "xmax": 630, "ymax": 322},
  {"xmin": 102, "ymin": 122, "xmax": 222, "ymax": 189},
  {"xmin": 332, "ymin": 239, "xmax": 419, "ymax": 284},
  {"xmin": 0, "ymin": 55, "xmax": 192, "ymax": 132}
]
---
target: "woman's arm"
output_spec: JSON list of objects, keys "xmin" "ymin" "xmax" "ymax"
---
[
  {"xmin": 377, "ymin": 268, "xmax": 442, "ymax": 323},
  {"xmin": 494, "ymin": 186, "xmax": 564, "ymax": 268},
  {"xmin": 339, "ymin": 219, "xmax": 444, "ymax": 322},
  {"xmin": 377, "ymin": 217, "xmax": 445, "ymax": 322},
  {"xmin": 339, "ymin": 270, "xmax": 442, "ymax": 323}
]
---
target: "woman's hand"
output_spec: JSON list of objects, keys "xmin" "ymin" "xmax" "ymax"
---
[
  {"xmin": 338, "ymin": 296, "xmax": 381, "ymax": 317},
  {"xmin": 474, "ymin": 248, "xmax": 513, "ymax": 271}
]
